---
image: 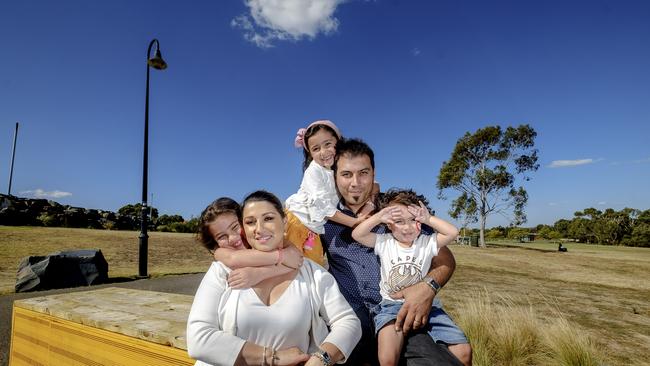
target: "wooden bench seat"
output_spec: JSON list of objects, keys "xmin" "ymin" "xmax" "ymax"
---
[{"xmin": 9, "ymin": 287, "xmax": 195, "ymax": 365}]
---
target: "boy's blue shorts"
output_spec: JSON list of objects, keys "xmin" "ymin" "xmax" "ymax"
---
[{"xmin": 371, "ymin": 298, "xmax": 468, "ymax": 345}]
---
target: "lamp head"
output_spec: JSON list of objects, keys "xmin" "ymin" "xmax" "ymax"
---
[{"xmin": 148, "ymin": 49, "xmax": 167, "ymax": 70}]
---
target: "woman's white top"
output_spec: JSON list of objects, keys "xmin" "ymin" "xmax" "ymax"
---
[
  {"xmin": 186, "ymin": 259, "xmax": 361, "ymax": 366},
  {"xmin": 374, "ymin": 233, "xmax": 439, "ymax": 302},
  {"xmin": 235, "ymin": 280, "xmax": 311, "ymax": 352},
  {"xmin": 285, "ymin": 160, "xmax": 339, "ymax": 234}
]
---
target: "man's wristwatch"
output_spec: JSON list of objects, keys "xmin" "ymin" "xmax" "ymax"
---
[
  {"xmin": 421, "ymin": 275, "xmax": 442, "ymax": 294},
  {"xmin": 312, "ymin": 349, "xmax": 333, "ymax": 366}
]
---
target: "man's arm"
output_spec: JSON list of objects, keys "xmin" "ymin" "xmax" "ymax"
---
[{"xmin": 391, "ymin": 246, "xmax": 456, "ymax": 333}]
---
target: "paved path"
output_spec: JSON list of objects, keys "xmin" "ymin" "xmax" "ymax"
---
[{"xmin": 0, "ymin": 273, "xmax": 204, "ymax": 366}]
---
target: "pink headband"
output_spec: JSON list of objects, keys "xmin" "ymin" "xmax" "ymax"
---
[{"xmin": 294, "ymin": 120, "xmax": 342, "ymax": 149}]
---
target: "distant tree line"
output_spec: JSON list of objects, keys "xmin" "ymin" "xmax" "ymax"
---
[
  {"xmin": 116, "ymin": 203, "xmax": 199, "ymax": 233},
  {"xmin": 471, "ymin": 207, "xmax": 650, "ymax": 247},
  {"xmin": 0, "ymin": 194, "xmax": 198, "ymax": 233}
]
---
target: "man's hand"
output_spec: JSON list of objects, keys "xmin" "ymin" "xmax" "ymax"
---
[{"xmin": 391, "ymin": 282, "xmax": 435, "ymax": 334}]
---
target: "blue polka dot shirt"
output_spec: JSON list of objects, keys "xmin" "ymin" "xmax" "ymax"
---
[{"xmin": 321, "ymin": 202, "xmax": 384, "ymax": 331}]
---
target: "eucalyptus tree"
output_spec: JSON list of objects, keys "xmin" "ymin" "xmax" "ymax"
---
[{"xmin": 437, "ymin": 125, "xmax": 539, "ymax": 247}]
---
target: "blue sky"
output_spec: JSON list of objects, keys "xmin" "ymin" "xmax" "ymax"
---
[{"xmin": 1, "ymin": 0, "xmax": 649, "ymax": 228}]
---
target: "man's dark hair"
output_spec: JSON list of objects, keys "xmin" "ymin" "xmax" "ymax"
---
[{"xmin": 332, "ymin": 138, "xmax": 375, "ymax": 174}]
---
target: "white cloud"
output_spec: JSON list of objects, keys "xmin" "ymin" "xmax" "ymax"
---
[
  {"xmin": 20, "ymin": 189, "xmax": 72, "ymax": 199},
  {"xmin": 548, "ymin": 202, "xmax": 558, "ymax": 206},
  {"xmin": 548, "ymin": 159, "xmax": 596, "ymax": 168},
  {"xmin": 412, "ymin": 47, "xmax": 421, "ymax": 56},
  {"xmin": 232, "ymin": 0, "xmax": 344, "ymax": 48},
  {"xmin": 598, "ymin": 201, "xmax": 607, "ymax": 205}
]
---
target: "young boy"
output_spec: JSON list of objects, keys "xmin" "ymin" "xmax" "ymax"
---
[{"xmin": 352, "ymin": 188, "xmax": 472, "ymax": 366}]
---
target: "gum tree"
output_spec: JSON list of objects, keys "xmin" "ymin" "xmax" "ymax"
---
[{"xmin": 437, "ymin": 125, "xmax": 539, "ymax": 247}]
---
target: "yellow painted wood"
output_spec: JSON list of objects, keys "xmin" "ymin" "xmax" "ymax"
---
[
  {"xmin": 9, "ymin": 288, "xmax": 197, "ymax": 366},
  {"xmin": 10, "ymin": 307, "xmax": 195, "ymax": 365}
]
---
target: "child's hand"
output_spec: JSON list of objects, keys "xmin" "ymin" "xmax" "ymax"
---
[
  {"xmin": 407, "ymin": 201, "xmax": 431, "ymax": 224},
  {"xmin": 227, "ymin": 267, "xmax": 262, "ymax": 289},
  {"xmin": 358, "ymin": 200, "xmax": 376, "ymax": 217},
  {"xmin": 282, "ymin": 245, "xmax": 304, "ymax": 269},
  {"xmin": 354, "ymin": 211, "xmax": 371, "ymax": 226},
  {"xmin": 377, "ymin": 206, "xmax": 400, "ymax": 225}
]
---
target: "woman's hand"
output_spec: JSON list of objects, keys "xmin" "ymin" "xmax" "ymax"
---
[
  {"xmin": 275, "ymin": 347, "xmax": 310, "ymax": 366},
  {"xmin": 282, "ymin": 244, "xmax": 304, "ymax": 269},
  {"xmin": 227, "ymin": 267, "xmax": 262, "ymax": 289},
  {"xmin": 304, "ymin": 355, "xmax": 324, "ymax": 366}
]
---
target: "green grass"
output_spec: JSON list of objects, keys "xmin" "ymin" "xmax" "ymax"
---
[{"xmin": 1, "ymin": 227, "xmax": 649, "ymax": 364}]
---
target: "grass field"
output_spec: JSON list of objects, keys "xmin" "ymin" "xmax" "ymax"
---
[
  {"xmin": 0, "ymin": 226, "xmax": 213, "ymax": 294},
  {"xmin": 1, "ymin": 227, "xmax": 649, "ymax": 365}
]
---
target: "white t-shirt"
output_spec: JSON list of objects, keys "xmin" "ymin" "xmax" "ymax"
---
[
  {"xmin": 285, "ymin": 160, "xmax": 339, "ymax": 234},
  {"xmin": 374, "ymin": 233, "xmax": 439, "ymax": 302}
]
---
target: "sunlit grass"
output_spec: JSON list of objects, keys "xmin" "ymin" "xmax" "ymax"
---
[
  {"xmin": 454, "ymin": 291, "xmax": 602, "ymax": 366},
  {"xmin": 2, "ymin": 227, "xmax": 649, "ymax": 364}
]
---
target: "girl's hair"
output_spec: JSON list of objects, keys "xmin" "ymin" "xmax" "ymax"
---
[
  {"xmin": 196, "ymin": 197, "xmax": 242, "ymax": 252},
  {"xmin": 379, "ymin": 188, "xmax": 431, "ymax": 212},
  {"xmin": 302, "ymin": 123, "xmax": 341, "ymax": 171},
  {"xmin": 241, "ymin": 190, "xmax": 286, "ymax": 218}
]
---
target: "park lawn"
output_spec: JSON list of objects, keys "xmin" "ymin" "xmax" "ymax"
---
[
  {"xmin": 0, "ymin": 226, "xmax": 213, "ymax": 294},
  {"xmin": 1, "ymin": 226, "xmax": 649, "ymax": 364},
  {"xmin": 441, "ymin": 243, "xmax": 650, "ymax": 366}
]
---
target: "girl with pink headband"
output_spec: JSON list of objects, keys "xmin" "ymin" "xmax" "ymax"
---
[{"xmin": 285, "ymin": 120, "xmax": 377, "ymax": 267}]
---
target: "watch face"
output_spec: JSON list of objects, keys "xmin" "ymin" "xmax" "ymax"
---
[{"xmin": 425, "ymin": 276, "xmax": 440, "ymax": 290}]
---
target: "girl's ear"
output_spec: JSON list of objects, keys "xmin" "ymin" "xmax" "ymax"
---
[{"xmin": 415, "ymin": 222, "xmax": 422, "ymax": 232}]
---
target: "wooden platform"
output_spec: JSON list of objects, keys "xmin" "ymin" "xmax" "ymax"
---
[{"xmin": 9, "ymin": 287, "xmax": 195, "ymax": 365}]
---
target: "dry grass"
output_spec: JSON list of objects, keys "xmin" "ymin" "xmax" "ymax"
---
[
  {"xmin": 441, "ymin": 244, "xmax": 650, "ymax": 366},
  {"xmin": 454, "ymin": 291, "xmax": 602, "ymax": 365},
  {"xmin": 0, "ymin": 226, "xmax": 213, "ymax": 294},
  {"xmin": 1, "ymin": 227, "xmax": 649, "ymax": 364}
]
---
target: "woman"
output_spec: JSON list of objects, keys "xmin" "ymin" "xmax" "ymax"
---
[
  {"xmin": 196, "ymin": 197, "xmax": 303, "ymax": 289},
  {"xmin": 187, "ymin": 191, "xmax": 361, "ymax": 366}
]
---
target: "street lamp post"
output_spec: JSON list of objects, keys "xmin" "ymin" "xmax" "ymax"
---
[{"xmin": 139, "ymin": 39, "xmax": 167, "ymax": 278}]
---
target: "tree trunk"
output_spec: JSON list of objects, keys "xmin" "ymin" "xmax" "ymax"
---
[{"xmin": 480, "ymin": 213, "xmax": 486, "ymax": 248}]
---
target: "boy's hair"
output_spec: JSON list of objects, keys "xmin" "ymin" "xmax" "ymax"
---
[
  {"xmin": 302, "ymin": 123, "xmax": 341, "ymax": 171},
  {"xmin": 241, "ymin": 190, "xmax": 286, "ymax": 219},
  {"xmin": 197, "ymin": 197, "xmax": 242, "ymax": 252},
  {"xmin": 379, "ymin": 188, "xmax": 431, "ymax": 213},
  {"xmin": 332, "ymin": 138, "xmax": 375, "ymax": 174}
]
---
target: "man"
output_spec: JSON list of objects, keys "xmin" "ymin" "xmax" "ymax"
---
[{"xmin": 322, "ymin": 138, "xmax": 464, "ymax": 366}]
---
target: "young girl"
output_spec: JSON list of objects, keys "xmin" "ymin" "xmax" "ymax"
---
[
  {"xmin": 197, "ymin": 197, "xmax": 303, "ymax": 289},
  {"xmin": 351, "ymin": 189, "xmax": 472, "ymax": 366},
  {"xmin": 285, "ymin": 120, "xmax": 378, "ymax": 267}
]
